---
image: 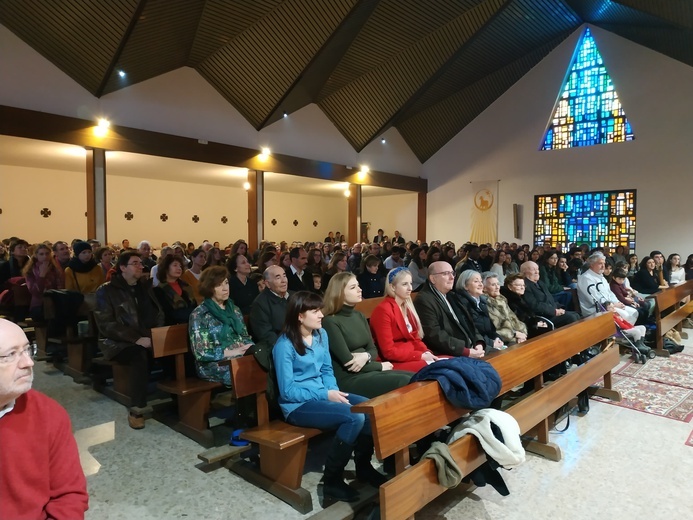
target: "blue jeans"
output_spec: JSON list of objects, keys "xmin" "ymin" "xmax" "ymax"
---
[{"xmin": 286, "ymin": 394, "xmax": 371, "ymax": 445}]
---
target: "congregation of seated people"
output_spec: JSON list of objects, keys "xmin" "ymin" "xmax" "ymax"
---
[{"xmin": 2, "ymin": 231, "xmax": 691, "ymax": 502}]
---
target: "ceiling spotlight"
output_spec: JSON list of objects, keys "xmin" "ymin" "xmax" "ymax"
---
[
  {"xmin": 243, "ymin": 181, "xmax": 251, "ymax": 191},
  {"xmin": 381, "ymin": 138, "xmax": 386, "ymax": 144},
  {"xmin": 360, "ymin": 165, "xmax": 369, "ymax": 174},
  {"xmin": 259, "ymin": 147, "xmax": 271, "ymax": 161},
  {"xmin": 283, "ymin": 112, "xmax": 288, "ymax": 118},
  {"xmin": 97, "ymin": 118, "xmax": 110, "ymax": 129},
  {"xmin": 118, "ymin": 70, "xmax": 126, "ymax": 78}
]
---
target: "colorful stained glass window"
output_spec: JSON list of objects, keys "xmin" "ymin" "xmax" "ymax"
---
[
  {"xmin": 541, "ymin": 27, "xmax": 634, "ymax": 150},
  {"xmin": 534, "ymin": 190, "xmax": 636, "ymax": 249}
]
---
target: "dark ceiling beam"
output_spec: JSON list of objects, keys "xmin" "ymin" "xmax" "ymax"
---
[
  {"xmin": 196, "ymin": 0, "xmax": 357, "ymax": 130},
  {"xmin": 356, "ymin": 0, "xmax": 513, "ymax": 146},
  {"xmin": 318, "ymin": 0, "xmax": 510, "ymax": 153},
  {"xmin": 95, "ymin": 0, "xmax": 148, "ymax": 97},
  {"xmin": 261, "ymin": 0, "xmax": 380, "ymax": 128},
  {"xmin": 0, "ymin": 105, "xmax": 426, "ymax": 193},
  {"xmin": 397, "ymin": 34, "xmax": 571, "ymax": 163},
  {"xmin": 612, "ymin": 0, "xmax": 693, "ymax": 30}
]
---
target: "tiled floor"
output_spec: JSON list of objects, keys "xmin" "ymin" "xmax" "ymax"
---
[{"xmin": 33, "ymin": 334, "xmax": 693, "ymax": 520}]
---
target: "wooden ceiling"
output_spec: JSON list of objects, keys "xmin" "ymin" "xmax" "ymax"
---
[{"xmin": 2, "ymin": 0, "xmax": 691, "ymax": 162}]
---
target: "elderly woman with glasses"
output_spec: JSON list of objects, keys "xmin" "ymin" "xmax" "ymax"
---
[
  {"xmin": 482, "ymin": 272, "xmax": 528, "ymax": 345},
  {"xmin": 500, "ymin": 273, "xmax": 551, "ymax": 338},
  {"xmin": 369, "ymin": 267, "xmax": 439, "ymax": 372}
]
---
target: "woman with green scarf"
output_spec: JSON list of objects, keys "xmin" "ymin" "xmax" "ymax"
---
[{"xmin": 188, "ymin": 266, "xmax": 254, "ymax": 386}]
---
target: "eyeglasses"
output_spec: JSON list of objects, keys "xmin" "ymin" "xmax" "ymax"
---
[
  {"xmin": 432, "ymin": 271, "xmax": 454, "ymax": 277},
  {"xmin": 127, "ymin": 261, "xmax": 143, "ymax": 267},
  {"xmin": 0, "ymin": 343, "xmax": 37, "ymax": 364}
]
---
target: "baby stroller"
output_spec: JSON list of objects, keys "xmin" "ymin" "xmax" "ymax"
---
[{"xmin": 587, "ymin": 284, "xmax": 654, "ymax": 364}]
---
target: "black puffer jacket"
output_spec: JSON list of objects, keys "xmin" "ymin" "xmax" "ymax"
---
[{"xmin": 94, "ymin": 274, "xmax": 164, "ymax": 359}]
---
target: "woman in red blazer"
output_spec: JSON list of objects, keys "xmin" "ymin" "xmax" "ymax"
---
[{"xmin": 370, "ymin": 267, "xmax": 439, "ymax": 372}]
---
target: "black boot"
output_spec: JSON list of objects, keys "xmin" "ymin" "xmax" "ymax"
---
[
  {"xmin": 577, "ymin": 390, "xmax": 590, "ymax": 414},
  {"xmin": 354, "ymin": 435, "xmax": 388, "ymax": 488},
  {"xmin": 322, "ymin": 438, "xmax": 359, "ymax": 503}
]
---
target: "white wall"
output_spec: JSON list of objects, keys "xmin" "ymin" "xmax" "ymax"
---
[
  {"xmin": 106, "ymin": 175, "xmax": 247, "ymax": 248},
  {"xmin": 362, "ymin": 192, "xmax": 419, "ymax": 244},
  {"xmin": 0, "ymin": 24, "xmax": 422, "ymax": 178},
  {"xmin": 422, "ymin": 25, "xmax": 693, "ymax": 257},
  {"xmin": 263, "ymin": 191, "xmax": 347, "ymax": 245},
  {"xmin": 0, "ymin": 165, "xmax": 87, "ymax": 242}
]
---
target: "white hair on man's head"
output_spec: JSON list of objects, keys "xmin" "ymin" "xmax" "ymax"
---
[
  {"xmin": 587, "ymin": 252, "xmax": 606, "ymax": 266},
  {"xmin": 137, "ymin": 240, "xmax": 150, "ymax": 249}
]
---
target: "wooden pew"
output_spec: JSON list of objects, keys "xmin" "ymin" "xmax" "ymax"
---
[
  {"xmin": 351, "ymin": 312, "xmax": 619, "ymax": 520},
  {"xmin": 652, "ymin": 279, "xmax": 693, "ymax": 356},
  {"xmin": 151, "ymin": 324, "xmax": 224, "ymax": 447},
  {"xmin": 228, "ymin": 354, "xmax": 322, "ymax": 514}
]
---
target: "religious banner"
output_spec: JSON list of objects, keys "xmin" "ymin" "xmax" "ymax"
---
[{"xmin": 470, "ymin": 181, "xmax": 498, "ymax": 244}]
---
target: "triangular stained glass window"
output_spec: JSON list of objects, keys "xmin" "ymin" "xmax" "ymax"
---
[{"xmin": 541, "ymin": 27, "xmax": 634, "ymax": 150}]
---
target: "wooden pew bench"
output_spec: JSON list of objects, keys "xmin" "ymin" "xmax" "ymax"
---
[
  {"xmin": 224, "ymin": 354, "xmax": 322, "ymax": 514},
  {"xmin": 652, "ymin": 279, "xmax": 693, "ymax": 356},
  {"xmin": 352, "ymin": 312, "xmax": 620, "ymax": 520},
  {"xmin": 151, "ymin": 324, "xmax": 224, "ymax": 448}
]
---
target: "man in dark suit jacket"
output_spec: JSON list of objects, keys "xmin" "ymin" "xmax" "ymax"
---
[
  {"xmin": 414, "ymin": 261, "xmax": 486, "ymax": 358},
  {"xmin": 249, "ymin": 265, "xmax": 292, "ymax": 346},
  {"xmin": 285, "ymin": 247, "xmax": 314, "ymax": 293},
  {"xmin": 521, "ymin": 261, "xmax": 580, "ymax": 328}
]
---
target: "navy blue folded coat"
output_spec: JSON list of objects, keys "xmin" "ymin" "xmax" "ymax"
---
[{"xmin": 410, "ymin": 357, "xmax": 501, "ymax": 409}]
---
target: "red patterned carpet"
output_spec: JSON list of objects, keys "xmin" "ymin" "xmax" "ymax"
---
[{"xmin": 593, "ymin": 352, "xmax": 693, "ymax": 423}]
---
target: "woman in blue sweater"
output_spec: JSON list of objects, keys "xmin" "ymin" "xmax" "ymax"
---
[{"xmin": 273, "ymin": 291, "xmax": 386, "ymax": 503}]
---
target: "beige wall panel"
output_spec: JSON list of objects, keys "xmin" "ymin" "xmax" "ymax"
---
[{"xmin": 0, "ymin": 165, "xmax": 87, "ymax": 243}]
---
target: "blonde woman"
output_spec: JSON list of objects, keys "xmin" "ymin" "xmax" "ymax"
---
[
  {"xmin": 370, "ymin": 267, "xmax": 438, "ymax": 371},
  {"xmin": 322, "ymin": 272, "xmax": 412, "ymax": 399}
]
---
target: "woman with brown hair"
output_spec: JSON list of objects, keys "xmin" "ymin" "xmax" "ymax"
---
[
  {"xmin": 322, "ymin": 251, "xmax": 348, "ymax": 290},
  {"xmin": 322, "ymin": 272, "xmax": 412, "ymax": 399},
  {"xmin": 188, "ymin": 266, "xmax": 254, "ymax": 387},
  {"xmin": 153, "ymin": 255, "xmax": 196, "ymax": 325},
  {"xmin": 23, "ymin": 243, "xmax": 65, "ymax": 320}
]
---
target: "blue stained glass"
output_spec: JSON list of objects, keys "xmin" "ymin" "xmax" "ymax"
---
[
  {"xmin": 534, "ymin": 190, "xmax": 636, "ymax": 250},
  {"xmin": 541, "ymin": 27, "xmax": 634, "ymax": 150}
]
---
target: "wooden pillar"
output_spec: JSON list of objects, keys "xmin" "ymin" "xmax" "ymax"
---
[
  {"xmin": 86, "ymin": 148, "xmax": 107, "ymax": 243},
  {"xmin": 417, "ymin": 192, "xmax": 427, "ymax": 243},
  {"xmin": 247, "ymin": 170, "xmax": 264, "ymax": 251},
  {"xmin": 347, "ymin": 184, "xmax": 361, "ymax": 245}
]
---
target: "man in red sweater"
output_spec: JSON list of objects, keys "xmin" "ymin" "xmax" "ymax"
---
[{"xmin": 0, "ymin": 319, "xmax": 88, "ymax": 519}]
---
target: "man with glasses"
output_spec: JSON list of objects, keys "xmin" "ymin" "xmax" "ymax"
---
[
  {"xmin": 414, "ymin": 261, "xmax": 486, "ymax": 358},
  {"xmin": 94, "ymin": 252, "xmax": 164, "ymax": 429},
  {"xmin": 0, "ymin": 319, "xmax": 88, "ymax": 518}
]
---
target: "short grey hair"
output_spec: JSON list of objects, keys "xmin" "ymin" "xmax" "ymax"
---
[
  {"xmin": 481, "ymin": 271, "xmax": 498, "ymax": 284},
  {"xmin": 587, "ymin": 252, "xmax": 606, "ymax": 266},
  {"xmin": 137, "ymin": 240, "xmax": 151, "ymax": 250},
  {"xmin": 455, "ymin": 269, "xmax": 482, "ymax": 291}
]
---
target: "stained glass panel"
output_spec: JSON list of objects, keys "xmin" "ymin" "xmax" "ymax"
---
[
  {"xmin": 534, "ymin": 190, "xmax": 636, "ymax": 249},
  {"xmin": 541, "ymin": 27, "xmax": 634, "ymax": 150}
]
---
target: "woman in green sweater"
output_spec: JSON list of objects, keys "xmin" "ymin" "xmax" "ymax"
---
[{"xmin": 322, "ymin": 272, "xmax": 412, "ymax": 398}]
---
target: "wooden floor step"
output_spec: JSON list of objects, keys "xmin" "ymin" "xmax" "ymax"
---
[{"xmin": 197, "ymin": 444, "xmax": 250, "ymax": 465}]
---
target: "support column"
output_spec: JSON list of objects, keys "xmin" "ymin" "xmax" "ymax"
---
[
  {"xmin": 417, "ymin": 192, "xmax": 427, "ymax": 243},
  {"xmin": 247, "ymin": 170, "xmax": 264, "ymax": 251},
  {"xmin": 348, "ymin": 184, "xmax": 361, "ymax": 245},
  {"xmin": 86, "ymin": 148, "xmax": 107, "ymax": 243}
]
